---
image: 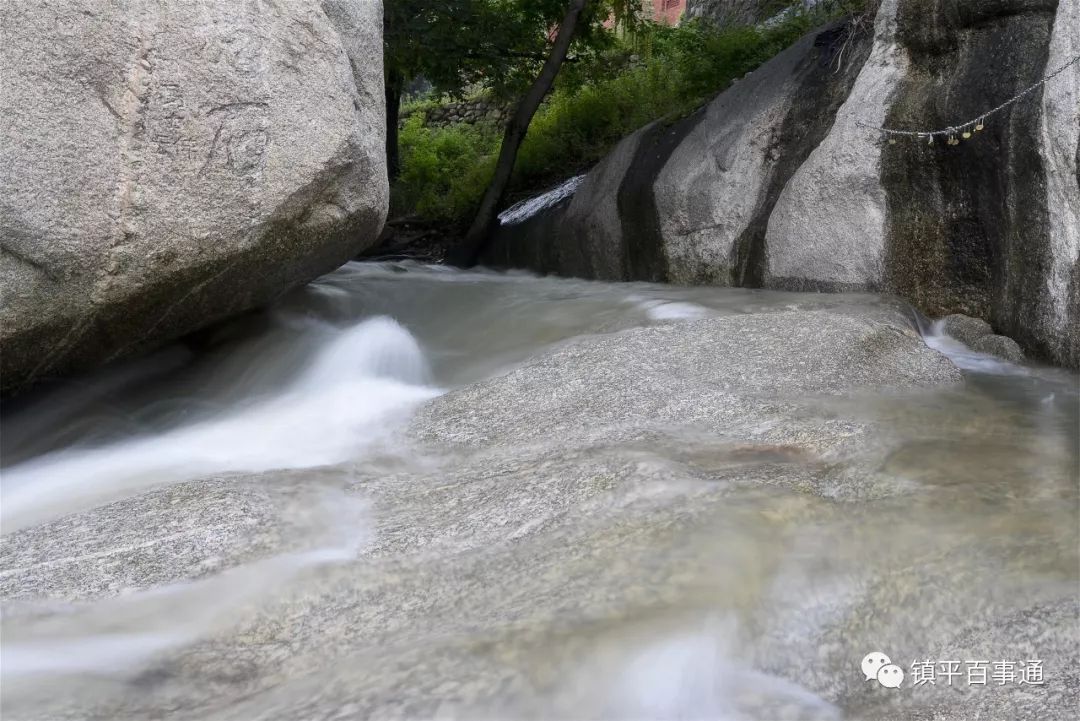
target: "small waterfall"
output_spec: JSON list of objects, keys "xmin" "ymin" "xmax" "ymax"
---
[
  {"xmin": 919, "ymin": 318, "xmax": 1028, "ymax": 375},
  {"xmin": 497, "ymin": 174, "xmax": 586, "ymax": 226},
  {"xmin": 3, "ymin": 261, "xmax": 1077, "ymax": 720}
]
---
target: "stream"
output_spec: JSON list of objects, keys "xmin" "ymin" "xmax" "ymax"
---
[{"xmin": 1, "ymin": 261, "xmax": 1077, "ymax": 720}]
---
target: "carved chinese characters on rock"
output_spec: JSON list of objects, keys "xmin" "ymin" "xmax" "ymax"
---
[
  {"xmin": 142, "ymin": 27, "xmax": 271, "ymax": 178},
  {"xmin": 146, "ymin": 81, "xmax": 198, "ymax": 162},
  {"xmin": 202, "ymin": 103, "xmax": 270, "ymax": 176}
]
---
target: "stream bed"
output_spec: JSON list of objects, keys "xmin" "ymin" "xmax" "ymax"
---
[{"xmin": 2, "ymin": 262, "xmax": 1077, "ymax": 720}]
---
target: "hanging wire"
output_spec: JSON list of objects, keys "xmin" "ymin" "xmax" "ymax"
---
[{"xmin": 857, "ymin": 54, "xmax": 1080, "ymax": 145}]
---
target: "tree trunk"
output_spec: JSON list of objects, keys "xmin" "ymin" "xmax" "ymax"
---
[
  {"xmin": 448, "ymin": 0, "xmax": 589, "ymax": 267},
  {"xmin": 385, "ymin": 72, "xmax": 403, "ymax": 183}
]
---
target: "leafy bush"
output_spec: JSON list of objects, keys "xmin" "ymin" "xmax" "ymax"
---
[
  {"xmin": 394, "ymin": 114, "xmax": 499, "ymax": 223},
  {"xmin": 514, "ymin": 59, "xmax": 679, "ymax": 184},
  {"xmin": 394, "ymin": 2, "xmax": 864, "ymax": 227}
]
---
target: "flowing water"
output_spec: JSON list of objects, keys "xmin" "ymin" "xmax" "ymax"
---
[{"xmin": 1, "ymin": 262, "xmax": 1077, "ymax": 720}]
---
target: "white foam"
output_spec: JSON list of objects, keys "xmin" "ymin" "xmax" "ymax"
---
[
  {"xmin": 921, "ymin": 320, "xmax": 1029, "ymax": 376},
  {"xmin": 644, "ymin": 300, "xmax": 711, "ymax": 321},
  {"xmin": 497, "ymin": 174, "xmax": 585, "ymax": 226},
  {"xmin": 601, "ymin": 619, "xmax": 840, "ymax": 720},
  {"xmin": 0, "ymin": 318, "xmax": 440, "ymax": 531}
]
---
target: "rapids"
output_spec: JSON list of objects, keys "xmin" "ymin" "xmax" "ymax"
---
[{"xmin": 1, "ymin": 262, "xmax": 1077, "ymax": 720}]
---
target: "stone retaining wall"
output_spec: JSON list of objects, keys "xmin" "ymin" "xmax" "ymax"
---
[{"xmin": 403, "ymin": 97, "xmax": 510, "ymax": 128}]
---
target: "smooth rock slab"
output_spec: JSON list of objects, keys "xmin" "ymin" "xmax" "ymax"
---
[
  {"xmin": 412, "ymin": 307, "xmax": 961, "ymax": 449},
  {"xmin": 7, "ymin": 305, "xmax": 1077, "ymax": 721}
]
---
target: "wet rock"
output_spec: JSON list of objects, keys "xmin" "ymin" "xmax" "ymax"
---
[
  {"xmin": 850, "ymin": 599, "xmax": 1080, "ymax": 721},
  {"xmin": 412, "ymin": 306, "xmax": 961, "ymax": 450},
  {"xmin": 0, "ymin": 0, "xmax": 388, "ymax": 393},
  {"xmin": 483, "ymin": 0, "xmax": 1080, "ymax": 368},
  {"xmin": 0, "ymin": 479, "xmax": 282, "ymax": 602},
  {"xmin": 884, "ymin": 0, "xmax": 1072, "ymax": 369},
  {"xmin": 973, "ymin": 334, "xmax": 1025, "ymax": 363},
  {"xmin": 5, "ymin": 302, "xmax": 1078, "ymax": 720},
  {"xmin": 762, "ymin": 0, "xmax": 902, "ymax": 292},
  {"xmin": 941, "ymin": 313, "xmax": 993, "ymax": 347},
  {"xmin": 483, "ymin": 19, "xmax": 873, "ymax": 287}
]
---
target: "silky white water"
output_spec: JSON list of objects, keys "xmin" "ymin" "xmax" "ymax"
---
[
  {"xmin": 2, "ymin": 317, "xmax": 437, "ymax": 531},
  {"xmin": 1, "ymin": 262, "xmax": 1077, "ymax": 720}
]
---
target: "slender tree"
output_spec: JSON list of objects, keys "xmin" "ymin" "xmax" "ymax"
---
[
  {"xmin": 384, "ymin": 0, "xmax": 636, "ymax": 256},
  {"xmin": 383, "ymin": 0, "xmax": 565, "ymax": 183},
  {"xmin": 449, "ymin": 0, "xmax": 589, "ymax": 266}
]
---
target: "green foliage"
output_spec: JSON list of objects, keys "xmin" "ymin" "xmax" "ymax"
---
[
  {"xmin": 513, "ymin": 59, "xmax": 677, "ymax": 184},
  {"xmin": 394, "ymin": 115, "xmax": 499, "ymax": 223},
  {"xmin": 643, "ymin": 17, "xmax": 808, "ymax": 101},
  {"xmin": 385, "ymin": 0, "xmax": 640, "ymax": 102},
  {"xmin": 394, "ymin": 2, "xmax": 865, "ymax": 226}
]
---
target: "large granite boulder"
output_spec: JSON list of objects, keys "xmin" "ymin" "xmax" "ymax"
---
[
  {"xmin": 483, "ymin": 0, "xmax": 1080, "ymax": 368},
  {"xmin": 486, "ymin": 19, "xmax": 873, "ymax": 285},
  {"xmin": 0, "ymin": 0, "xmax": 388, "ymax": 393}
]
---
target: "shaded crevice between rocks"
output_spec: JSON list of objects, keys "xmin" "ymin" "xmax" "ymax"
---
[
  {"xmin": 1, "ymin": 177, "xmax": 382, "ymax": 396},
  {"xmin": 881, "ymin": 0, "xmax": 1056, "ymax": 359},
  {"xmin": 482, "ymin": 198, "xmax": 572, "ymax": 274},
  {"xmin": 1065, "ymin": 258, "xmax": 1080, "ymax": 366},
  {"xmin": 733, "ymin": 20, "xmax": 875, "ymax": 288},
  {"xmin": 617, "ymin": 110, "xmax": 708, "ymax": 282}
]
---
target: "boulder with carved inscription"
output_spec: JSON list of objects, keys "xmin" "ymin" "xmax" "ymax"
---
[{"xmin": 0, "ymin": 0, "xmax": 387, "ymax": 393}]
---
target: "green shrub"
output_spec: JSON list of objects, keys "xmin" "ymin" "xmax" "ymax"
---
[
  {"xmin": 394, "ymin": 114, "xmax": 498, "ymax": 224},
  {"xmin": 514, "ymin": 59, "xmax": 680, "ymax": 185}
]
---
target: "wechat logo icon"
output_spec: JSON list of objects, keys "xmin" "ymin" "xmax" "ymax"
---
[{"xmin": 862, "ymin": 652, "xmax": 905, "ymax": 688}]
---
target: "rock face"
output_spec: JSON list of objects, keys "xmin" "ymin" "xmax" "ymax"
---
[
  {"xmin": 405, "ymin": 96, "xmax": 512, "ymax": 128},
  {"xmin": 483, "ymin": 0, "xmax": 1080, "ymax": 368},
  {"xmin": 763, "ymin": 0, "xmax": 907, "ymax": 291},
  {"xmin": 412, "ymin": 307, "xmax": 962, "ymax": 450},
  {"xmin": 973, "ymin": 333, "xmax": 1026, "ymax": 362},
  {"xmin": 0, "ymin": 0, "xmax": 388, "ymax": 393},
  {"xmin": 685, "ymin": 0, "xmax": 790, "ymax": 26},
  {"xmin": 941, "ymin": 313, "xmax": 993, "ymax": 347}
]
